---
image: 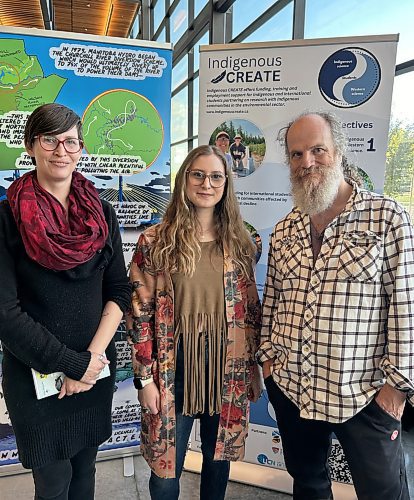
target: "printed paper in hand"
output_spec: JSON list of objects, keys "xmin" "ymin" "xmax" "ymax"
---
[{"xmin": 31, "ymin": 362, "xmax": 110, "ymax": 399}]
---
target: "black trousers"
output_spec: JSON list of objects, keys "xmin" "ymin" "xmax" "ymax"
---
[
  {"xmin": 265, "ymin": 377, "xmax": 410, "ymax": 500},
  {"xmin": 32, "ymin": 447, "xmax": 98, "ymax": 500}
]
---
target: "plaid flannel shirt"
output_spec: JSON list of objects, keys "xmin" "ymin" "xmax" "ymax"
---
[{"xmin": 258, "ymin": 184, "xmax": 414, "ymax": 423}]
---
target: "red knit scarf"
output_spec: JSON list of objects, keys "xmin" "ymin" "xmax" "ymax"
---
[{"xmin": 7, "ymin": 170, "xmax": 109, "ymax": 271}]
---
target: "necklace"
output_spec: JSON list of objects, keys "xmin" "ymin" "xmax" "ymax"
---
[{"xmin": 199, "ymin": 226, "xmax": 215, "ymax": 240}]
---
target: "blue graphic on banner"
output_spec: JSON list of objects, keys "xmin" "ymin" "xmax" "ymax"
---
[{"xmin": 318, "ymin": 47, "xmax": 381, "ymax": 108}]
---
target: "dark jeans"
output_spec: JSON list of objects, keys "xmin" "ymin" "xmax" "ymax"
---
[
  {"xmin": 265, "ymin": 376, "xmax": 409, "ymax": 500},
  {"xmin": 32, "ymin": 447, "xmax": 98, "ymax": 500},
  {"xmin": 149, "ymin": 340, "xmax": 230, "ymax": 500}
]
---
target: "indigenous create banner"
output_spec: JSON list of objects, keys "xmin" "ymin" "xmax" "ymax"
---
[
  {"xmin": 194, "ymin": 35, "xmax": 397, "ymax": 495},
  {"xmin": 0, "ymin": 26, "xmax": 172, "ymax": 472}
]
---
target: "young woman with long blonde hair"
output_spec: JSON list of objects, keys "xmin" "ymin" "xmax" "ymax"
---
[{"xmin": 127, "ymin": 145, "xmax": 261, "ymax": 499}]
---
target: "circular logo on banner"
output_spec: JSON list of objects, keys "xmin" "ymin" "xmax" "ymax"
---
[{"xmin": 318, "ymin": 47, "xmax": 381, "ymax": 108}]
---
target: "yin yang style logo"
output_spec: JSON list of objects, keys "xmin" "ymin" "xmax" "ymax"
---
[{"xmin": 318, "ymin": 47, "xmax": 381, "ymax": 108}]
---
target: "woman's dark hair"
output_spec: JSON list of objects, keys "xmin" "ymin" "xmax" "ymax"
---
[{"xmin": 24, "ymin": 103, "xmax": 83, "ymax": 148}]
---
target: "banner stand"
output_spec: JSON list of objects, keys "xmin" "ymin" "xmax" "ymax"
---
[
  {"xmin": 195, "ymin": 33, "xmax": 398, "ymax": 495},
  {"xmin": 0, "ymin": 26, "xmax": 172, "ymax": 474},
  {"xmin": 184, "ymin": 450, "xmax": 356, "ymax": 499},
  {"xmin": 123, "ymin": 455, "xmax": 135, "ymax": 477}
]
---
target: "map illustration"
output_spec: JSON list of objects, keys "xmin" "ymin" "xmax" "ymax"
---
[
  {"xmin": 82, "ymin": 89, "xmax": 163, "ymax": 168},
  {"xmin": 0, "ymin": 38, "xmax": 66, "ymax": 170}
]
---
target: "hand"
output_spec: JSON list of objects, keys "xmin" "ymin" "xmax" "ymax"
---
[
  {"xmin": 248, "ymin": 364, "xmax": 263, "ymax": 403},
  {"xmin": 262, "ymin": 359, "xmax": 274, "ymax": 379},
  {"xmin": 375, "ymin": 383, "xmax": 406, "ymax": 420},
  {"xmin": 138, "ymin": 382, "xmax": 160, "ymax": 415},
  {"xmin": 81, "ymin": 351, "xmax": 110, "ymax": 385},
  {"xmin": 58, "ymin": 377, "xmax": 93, "ymax": 399}
]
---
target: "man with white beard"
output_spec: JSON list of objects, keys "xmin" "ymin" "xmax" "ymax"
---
[{"xmin": 258, "ymin": 111, "xmax": 414, "ymax": 500}]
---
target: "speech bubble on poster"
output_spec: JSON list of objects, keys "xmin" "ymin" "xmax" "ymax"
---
[
  {"xmin": 50, "ymin": 43, "xmax": 167, "ymax": 81},
  {"xmin": 106, "ymin": 426, "xmax": 138, "ymax": 446},
  {"xmin": 112, "ymin": 402, "xmax": 140, "ymax": 425},
  {"xmin": 115, "ymin": 341, "xmax": 133, "ymax": 369},
  {"xmin": 0, "ymin": 111, "xmax": 30, "ymax": 148},
  {"xmin": 15, "ymin": 152, "xmax": 147, "ymax": 175},
  {"xmin": 122, "ymin": 241, "xmax": 138, "ymax": 255},
  {"xmin": 112, "ymin": 201, "xmax": 152, "ymax": 224},
  {"xmin": 77, "ymin": 154, "xmax": 146, "ymax": 175},
  {"xmin": 14, "ymin": 152, "xmax": 34, "ymax": 169}
]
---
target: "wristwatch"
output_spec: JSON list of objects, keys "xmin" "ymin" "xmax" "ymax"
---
[{"xmin": 133, "ymin": 376, "xmax": 153, "ymax": 390}]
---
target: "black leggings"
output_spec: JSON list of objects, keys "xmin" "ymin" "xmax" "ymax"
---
[{"xmin": 32, "ymin": 447, "xmax": 98, "ymax": 500}]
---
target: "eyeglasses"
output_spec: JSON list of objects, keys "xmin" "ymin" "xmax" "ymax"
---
[
  {"xmin": 216, "ymin": 137, "xmax": 229, "ymax": 142},
  {"xmin": 35, "ymin": 135, "xmax": 83, "ymax": 153},
  {"xmin": 186, "ymin": 170, "xmax": 227, "ymax": 188}
]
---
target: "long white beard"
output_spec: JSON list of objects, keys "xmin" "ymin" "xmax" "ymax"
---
[{"xmin": 290, "ymin": 161, "xmax": 343, "ymax": 216}]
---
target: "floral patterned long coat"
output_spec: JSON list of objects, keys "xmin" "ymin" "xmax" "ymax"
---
[{"xmin": 126, "ymin": 225, "xmax": 261, "ymax": 479}]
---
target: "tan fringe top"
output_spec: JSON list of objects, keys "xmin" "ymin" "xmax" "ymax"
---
[{"xmin": 172, "ymin": 240, "xmax": 227, "ymax": 416}]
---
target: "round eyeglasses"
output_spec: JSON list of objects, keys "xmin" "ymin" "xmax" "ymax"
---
[
  {"xmin": 186, "ymin": 170, "xmax": 227, "ymax": 188},
  {"xmin": 35, "ymin": 135, "xmax": 83, "ymax": 153}
]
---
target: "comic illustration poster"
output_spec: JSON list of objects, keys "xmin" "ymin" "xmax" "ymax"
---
[{"xmin": 0, "ymin": 26, "xmax": 172, "ymax": 471}]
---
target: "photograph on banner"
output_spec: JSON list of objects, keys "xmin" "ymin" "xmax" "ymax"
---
[
  {"xmin": 209, "ymin": 119, "xmax": 266, "ymax": 178},
  {"xmin": 197, "ymin": 34, "xmax": 398, "ymax": 488},
  {"xmin": 0, "ymin": 26, "xmax": 172, "ymax": 469}
]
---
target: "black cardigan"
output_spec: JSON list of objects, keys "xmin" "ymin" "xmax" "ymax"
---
[{"xmin": 0, "ymin": 199, "xmax": 130, "ymax": 468}]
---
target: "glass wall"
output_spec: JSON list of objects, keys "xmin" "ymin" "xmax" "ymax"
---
[
  {"xmin": 153, "ymin": 0, "xmax": 165, "ymax": 35},
  {"xmin": 146, "ymin": 0, "xmax": 414, "ymax": 214},
  {"xmin": 242, "ymin": 2, "xmax": 293, "ymax": 44},
  {"xmin": 170, "ymin": 0, "xmax": 188, "ymax": 45},
  {"xmin": 231, "ymin": 0, "xmax": 283, "ymax": 39},
  {"xmin": 305, "ymin": 0, "xmax": 413, "ymax": 64}
]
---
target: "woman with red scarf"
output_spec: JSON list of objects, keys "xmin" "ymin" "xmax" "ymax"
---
[{"xmin": 0, "ymin": 104, "xmax": 130, "ymax": 499}]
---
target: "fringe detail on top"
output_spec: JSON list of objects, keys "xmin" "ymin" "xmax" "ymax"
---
[{"xmin": 174, "ymin": 313, "xmax": 227, "ymax": 416}]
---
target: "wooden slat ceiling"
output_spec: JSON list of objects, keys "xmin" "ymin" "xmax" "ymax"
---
[
  {"xmin": 53, "ymin": 0, "xmax": 140, "ymax": 38},
  {"xmin": 0, "ymin": 0, "xmax": 45, "ymax": 29},
  {"xmin": 0, "ymin": 0, "xmax": 140, "ymax": 38}
]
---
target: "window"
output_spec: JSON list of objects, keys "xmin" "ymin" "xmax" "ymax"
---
[
  {"xmin": 155, "ymin": 26, "xmax": 166, "ymax": 42},
  {"xmin": 193, "ymin": 31, "xmax": 209, "ymax": 73},
  {"xmin": 195, "ymin": 0, "xmax": 208, "ymax": 18},
  {"xmin": 163, "ymin": 0, "xmax": 414, "ymax": 208},
  {"xmin": 172, "ymin": 55, "xmax": 188, "ymax": 91},
  {"xmin": 193, "ymin": 76, "xmax": 199, "ymax": 137},
  {"xmin": 242, "ymin": 3, "xmax": 293, "ymax": 43},
  {"xmin": 384, "ymin": 71, "xmax": 414, "ymax": 219},
  {"xmin": 171, "ymin": 142, "xmax": 189, "ymax": 186},
  {"xmin": 153, "ymin": 0, "xmax": 165, "ymax": 35},
  {"xmin": 171, "ymin": 87, "xmax": 188, "ymax": 144},
  {"xmin": 232, "ymin": 0, "xmax": 281, "ymax": 39},
  {"xmin": 304, "ymin": 0, "xmax": 414, "ymax": 64},
  {"xmin": 171, "ymin": 0, "xmax": 188, "ymax": 45}
]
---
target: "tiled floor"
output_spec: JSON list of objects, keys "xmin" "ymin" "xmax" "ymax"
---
[
  {"xmin": 0, "ymin": 455, "xmax": 291, "ymax": 500},
  {"xmin": 1, "ymin": 429, "xmax": 413, "ymax": 499}
]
